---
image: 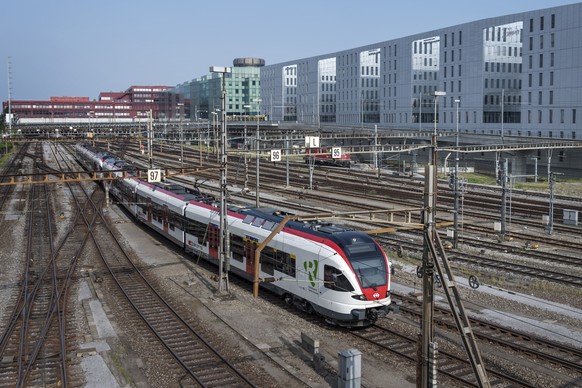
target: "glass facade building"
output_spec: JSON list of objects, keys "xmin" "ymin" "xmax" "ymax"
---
[
  {"xmin": 260, "ymin": 3, "xmax": 582, "ymax": 139},
  {"xmin": 168, "ymin": 58, "xmax": 263, "ymax": 120}
]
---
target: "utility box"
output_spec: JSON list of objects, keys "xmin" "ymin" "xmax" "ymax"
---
[
  {"xmin": 338, "ymin": 348, "xmax": 362, "ymax": 388},
  {"xmin": 564, "ymin": 209, "xmax": 579, "ymax": 226}
]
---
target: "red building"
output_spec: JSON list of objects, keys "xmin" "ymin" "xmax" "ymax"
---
[{"xmin": 2, "ymin": 85, "xmax": 173, "ymax": 124}]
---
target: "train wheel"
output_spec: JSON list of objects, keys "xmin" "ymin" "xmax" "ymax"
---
[
  {"xmin": 284, "ymin": 294, "xmax": 293, "ymax": 306},
  {"xmin": 468, "ymin": 275, "xmax": 480, "ymax": 289},
  {"xmin": 304, "ymin": 302, "xmax": 314, "ymax": 314}
]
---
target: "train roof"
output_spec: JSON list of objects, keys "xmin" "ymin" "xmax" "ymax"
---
[
  {"xmin": 75, "ymin": 143, "xmax": 377, "ymax": 251},
  {"xmin": 236, "ymin": 206, "xmax": 373, "ymax": 250},
  {"xmin": 150, "ymin": 181, "xmax": 215, "ymax": 204}
]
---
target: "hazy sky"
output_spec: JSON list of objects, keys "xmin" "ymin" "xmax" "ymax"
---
[{"xmin": 1, "ymin": 0, "xmax": 579, "ymax": 101}]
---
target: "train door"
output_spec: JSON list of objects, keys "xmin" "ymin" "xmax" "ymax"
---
[
  {"xmin": 245, "ymin": 237, "xmax": 257, "ymax": 274},
  {"xmin": 146, "ymin": 197, "xmax": 152, "ymax": 223},
  {"xmin": 208, "ymin": 224, "xmax": 219, "ymax": 260},
  {"xmin": 162, "ymin": 205, "xmax": 169, "ymax": 233}
]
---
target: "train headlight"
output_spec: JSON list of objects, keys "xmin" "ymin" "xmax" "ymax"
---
[{"xmin": 351, "ymin": 294, "xmax": 367, "ymax": 301}]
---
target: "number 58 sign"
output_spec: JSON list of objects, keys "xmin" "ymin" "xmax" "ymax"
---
[{"xmin": 148, "ymin": 169, "xmax": 162, "ymax": 183}]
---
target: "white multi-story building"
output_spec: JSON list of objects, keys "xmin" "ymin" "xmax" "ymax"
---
[{"xmin": 261, "ymin": 3, "xmax": 582, "ymax": 141}]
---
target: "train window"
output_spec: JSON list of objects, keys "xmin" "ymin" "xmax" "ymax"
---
[
  {"xmin": 185, "ymin": 219, "xmax": 207, "ymax": 244},
  {"xmin": 261, "ymin": 247, "xmax": 276, "ymax": 275},
  {"xmin": 170, "ymin": 213, "xmax": 183, "ymax": 231},
  {"xmin": 324, "ymin": 265, "xmax": 354, "ymax": 292},
  {"xmin": 351, "ymin": 256, "xmax": 387, "ymax": 288},
  {"xmin": 274, "ymin": 251, "xmax": 296, "ymax": 278},
  {"xmin": 230, "ymin": 234, "xmax": 244, "ymax": 262},
  {"xmin": 136, "ymin": 194, "xmax": 148, "ymax": 214}
]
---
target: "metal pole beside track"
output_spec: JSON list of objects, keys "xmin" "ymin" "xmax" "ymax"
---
[{"xmin": 210, "ymin": 66, "xmax": 232, "ymax": 294}]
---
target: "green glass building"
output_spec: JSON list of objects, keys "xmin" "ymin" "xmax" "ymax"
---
[{"xmin": 169, "ymin": 57, "xmax": 264, "ymax": 120}]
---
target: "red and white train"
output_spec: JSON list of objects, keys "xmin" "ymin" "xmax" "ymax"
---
[{"xmin": 75, "ymin": 143, "xmax": 393, "ymax": 327}]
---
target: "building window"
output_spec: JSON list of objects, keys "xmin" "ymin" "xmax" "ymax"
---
[
  {"xmin": 540, "ymin": 35, "xmax": 544, "ymax": 50},
  {"xmin": 551, "ymin": 52, "xmax": 554, "ymax": 67},
  {"xmin": 539, "ymin": 73, "xmax": 543, "ymax": 86},
  {"xmin": 573, "ymin": 109, "xmax": 577, "ymax": 124},
  {"xmin": 549, "ymin": 109, "xmax": 553, "ymax": 123},
  {"xmin": 538, "ymin": 91, "xmax": 543, "ymax": 105},
  {"xmin": 529, "ymin": 36, "xmax": 533, "ymax": 51},
  {"xmin": 549, "ymin": 90, "xmax": 553, "ymax": 105},
  {"xmin": 551, "ymin": 33, "xmax": 555, "ymax": 48},
  {"xmin": 529, "ymin": 18, "xmax": 534, "ymax": 33},
  {"xmin": 529, "ymin": 55, "xmax": 533, "ymax": 69},
  {"xmin": 540, "ymin": 16, "xmax": 544, "ymax": 31},
  {"xmin": 551, "ymin": 14, "xmax": 555, "ymax": 29},
  {"xmin": 550, "ymin": 71, "xmax": 554, "ymax": 86},
  {"xmin": 528, "ymin": 74, "xmax": 532, "ymax": 87},
  {"xmin": 539, "ymin": 54, "xmax": 543, "ymax": 68},
  {"xmin": 560, "ymin": 109, "xmax": 564, "ymax": 124},
  {"xmin": 538, "ymin": 110, "xmax": 542, "ymax": 123},
  {"xmin": 528, "ymin": 110, "xmax": 531, "ymax": 124},
  {"xmin": 459, "ymin": 31, "xmax": 462, "ymax": 45}
]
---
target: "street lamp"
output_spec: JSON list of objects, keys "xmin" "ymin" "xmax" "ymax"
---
[
  {"xmin": 253, "ymin": 98, "xmax": 262, "ymax": 208},
  {"xmin": 454, "ymin": 99, "xmax": 460, "ymax": 248},
  {"xmin": 242, "ymin": 105, "xmax": 252, "ymax": 191},
  {"xmin": 210, "ymin": 111, "xmax": 218, "ymax": 158},
  {"xmin": 148, "ymin": 109, "xmax": 154, "ymax": 169},
  {"xmin": 431, "ymin": 91, "xmax": 446, "ymax": 166},
  {"xmin": 177, "ymin": 102, "xmax": 184, "ymax": 171}
]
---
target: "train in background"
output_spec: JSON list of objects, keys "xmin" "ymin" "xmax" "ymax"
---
[
  {"xmin": 74, "ymin": 143, "xmax": 393, "ymax": 327},
  {"xmin": 304, "ymin": 146, "xmax": 352, "ymax": 167}
]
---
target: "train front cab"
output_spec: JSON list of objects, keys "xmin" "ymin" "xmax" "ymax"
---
[{"xmin": 312, "ymin": 234, "xmax": 392, "ymax": 327}]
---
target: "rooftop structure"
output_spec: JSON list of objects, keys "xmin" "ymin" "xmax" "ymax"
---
[
  {"xmin": 165, "ymin": 58, "xmax": 264, "ymax": 120},
  {"xmin": 3, "ymin": 85, "xmax": 173, "ymax": 124},
  {"xmin": 259, "ymin": 3, "xmax": 582, "ymax": 141}
]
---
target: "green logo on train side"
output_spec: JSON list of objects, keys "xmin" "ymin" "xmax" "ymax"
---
[{"xmin": 304, "ymin": 259, "xmax": 318, "ymax": 288}]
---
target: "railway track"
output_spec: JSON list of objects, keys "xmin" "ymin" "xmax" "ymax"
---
[
  {"xmin": 61, "ymin": 142, "xmax": 257, "ymax": 386},
  {"xmin": 392, "ymin": 291, "xmax": 582, "ymax": 377},
  {"xmin": 0, "ymin": 143, "xmax": 80, "ymax": 387},
  {"xmin": 91, "ymin": 140, "xmax": 582, "ymax": 384},
  {"xmin": 350, "ymin": 323, "xmax": 534, "ymax": 387},
  {"xmin": 113, "ymin": 143, "xmax": 582, "ymax": 290}
]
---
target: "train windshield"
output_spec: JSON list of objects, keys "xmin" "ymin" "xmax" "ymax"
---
[{"xmin": 344, "ymin": 243, "xmax": 387, "ymax": 288}]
